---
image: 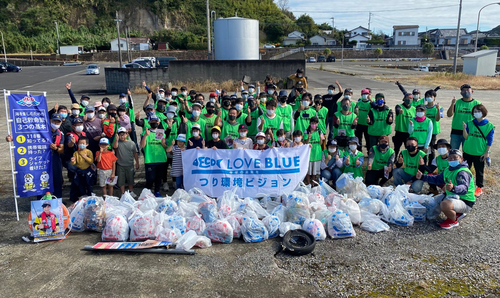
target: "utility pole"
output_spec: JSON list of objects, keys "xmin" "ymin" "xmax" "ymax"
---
[
  {"xmin": 0, "ymin": 31, "xmax": 6, "ymax": 62},
  {"xmin": 207, "ymin": 0, "xmax": 211, "ymax": 60},
  {"xmin": 126, "ymin": 27, "xmax": 131, "ymax": 62},
  {"xmin": 211, "ymin": 10, "xmax": 216, "ymax": 58},
  {"xmin": 55, "ymin": 21, "xmax": 60, "ymax": 55},
  {"xmin": 453, "ymin": 0, "xmax": 463, "ymax": 74},
  {"xmin": 115, "ymin": 11, "xmax": 123, "ymax": 68},
  {"xmin": 368, "ymin": 12, "xmax": 372, "ymax": 31},
  {"xmin": 331, "ymin": 17, "xmax": 335, "ymax": 32}
]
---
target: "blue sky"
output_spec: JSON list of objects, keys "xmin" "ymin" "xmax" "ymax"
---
[{"xmin": 284, "ymin": 0, "xmax": 500, "ymax": 34}]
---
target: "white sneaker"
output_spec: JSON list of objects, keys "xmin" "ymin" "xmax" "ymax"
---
[
  {"xmin": 130, "ymin": 191, "xmax": 138, "ymax": 199},
  {"xmin": 163, "ymin": 182, "xmax": 170, "ymax": 192}
]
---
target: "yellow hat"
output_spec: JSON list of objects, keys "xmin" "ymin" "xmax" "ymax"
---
[{"xmin": 211, "ymin": 126, "xmax": 221, "ymax": 133}]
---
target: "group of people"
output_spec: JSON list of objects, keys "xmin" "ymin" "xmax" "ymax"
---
[{"xmin": 6, "ymin": 70, "xmax": 494, "ymax": 229}]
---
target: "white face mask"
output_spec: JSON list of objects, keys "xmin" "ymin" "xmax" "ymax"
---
[
  {"xmin": 81, "ymin": 100, "xmax": 89, "ymax": 107},
  {"xmin": 51, "ymin": 123, "xmax": 61, "ymax": 130},
  {"xmin": 72, "ymin": 110, "xmax": 80, "ymax": 116},
  {"xmin": 120, "ymin": 97, "xmax": 127, "ymax": 104},
  {"xmin": 268, "ymin": 90, "xmax": 274, "ymax": 95},
  {"xmin": 302, "ymin": 101, "xmax": 309, "ymax": 107},
  {"xmin": 192, "ymin": 110, "xmax": 201, "ymax": 117},
  {"xmin": 102, "ymin": 102, "xmax": 109, "ymax": 108},
  {"xmin": 294, "ymin": 137, "xmax": 302, "ymax": 143},
  {"xmin": 86, "ymin": 113, "xmax": 95, "ymax": 119},
  {"xmin": 362, "ymin": 94, "xmax": 368, "ymax": 100},
  {"xmin": 474, "ymin": 112, "xmax": 483, "ymax": 119},
  {"xmin": 298, "ymin": 74, "xmax": 303, "ymax": 78},
  {"xmin": 212, "ymin": 133, "xmax": 219, "ymax": 139},
  {"xmin": 242, "ymin": 95, "xmax": 248, "ymax": 99},
  {"xmin": 277, "ymin": 136, "xmax": 285, "ymax": 142},
  {"xmin": 267, "ymin": 109, "xmax": 275, "ymax": 116},
  {"xmin": 344, "ymin": 95, "xmax": 351, "ymax": 100},
  {"xmin": 192, "ymin": 131, "xmax": 200, "ymax": 137},
  {"xmin": 328, "ymin": 148, "xmax": 337, "ymax": 153},
  {"xmin": 172, "ymin": 91, "xmax": 178, "ymax": 97},
  {"xmin": 118, "ymin": 112, "xmax": 125, "ymax": 116},
  {"xmin": 349, "ymin": 144, "xmax": 357, "ymax": 151},
  {"xmin": 235, "ymin": 104, "xmax": 243, "ymax": 111},
  {"xmin": 209, "ymin": 98, "xmax": 216, "ymax": 103},
  {"xmin": 416, "ymin": 112, "xmax": 425, "ymax": 117},
  {"xmin": 75, "ymin": 125, "xmax": 84, "ymax": 132},
  {"xmin": 257, "ymin": 139, "xmax": 265, "ymax": 145},
  {"xmin": 260, "ymin": 98, "xmax": 267, "ymax": 103},
  {"xmin": 181, "ymin": 91, "xmax": 187, "ymax": 96},
  {"xmin": 437, "ymin": 147, "xmax": 448, "ymax": 155},
  {"xmin": 239, "ymin": 132, "xmax": 247, "ymax": 137},
  {"xmin": 167, "ymin": 113, "xmax": 174, "ymax": 119},
  {"xmin": 98, "ymin": 113, "xmax": 106, "ymax": 119},
  {"xmin": 249, "ymin": 88, "xmax": 254, "ymax": 93},
  {"xmin": 328, "ymin": 89, "xmax": 333, "ymax": 94},
  {"xmin": 426, "ymin": 97, "xmax": 434, "ymax": 103},
  {"xmin": 166, "ymin": 96, "xmax": 172, "ymax": 101}
]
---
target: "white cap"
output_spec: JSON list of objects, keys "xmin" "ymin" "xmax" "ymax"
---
[{"xmin": 117, "ymin": 127, "xmax": 127, "ymax": 133}]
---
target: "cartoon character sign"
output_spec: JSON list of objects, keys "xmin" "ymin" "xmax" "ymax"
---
[
  {"xmin": 40, "ymin": 171, "xmax": 50, "ymax": 189},
  {"xmin": 30, "ymin": 199, "xmax": 65, "ymax": 242},
  {"xmin": 23, "ymin": 173, "xmax": 36, "ymax": 192}
]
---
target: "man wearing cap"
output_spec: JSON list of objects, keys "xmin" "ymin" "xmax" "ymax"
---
[
  {"xmin": 240, "ymin": 81, "xmax": 260, "ymax": 98},
  {"xmin": 182, "ymin": 102, "xmax": 207, "ymax": 140},
  {"xmin": 276, "ymin": 90, "xmax": 294, "ymax": 139},
  {"xmin": 217, "ymin": 107, "xmax": 241, "ymax": 148},
  {"xmin": 394, "ymin": 91, "xmax": 416, "ymax": 158},
  {"xmin": 416, "ymin": 149, "xmax": 475, "ymax": 229},
  {"xmin": 202, "ymin": 102, "xmax": 218, "ymax": 141},
  {"xmin": 321, "ymin": 139, "xmax": 344, "ymax": 187},
  {"xmin": 65, "ymin": 82, "xmax": 90, "ymax": 117},
  {"xmin": 49, "ymin": 104, "xmax": 73, "ymax": 135},
  {"xmin": 83, "ymin": 105, "xmax": 103, "ymax": 157},
  {"xmin": 447, "ymin": 84, "xmax": 482, "ymax": 150},
  {"xmin": 246, "ymin": 95, "xmax": 265, "ymax": 140},
  {"xmin": 33, "ymin": 201, "xmax": 60, "ymax": 235},
  {"xmin": 288, "ymin": 68, "xmax": 308, "ymax": 89},
  {"xmin": 337, "ymin": 89, "xmax": 357, "ymax": 114},
  {"xmin": 343, "ymin": 137, "xmax": 364, "ymax": 178},
  {"xmin": 113, "ymin": 127, "xmax": 139, "ymax": 198},
  {"xmin": 207, "ymin": 126, "xmax": 228, "ymax": 149},
  {"xmin": 355, "ymin": 88, "xmax": 373, "ymax": 151},
  {"xmin": 140, "ymin": 114, "xmax": 168, "ymax": 197},
  {"xmin": 393, "ymin": 137, "xmax": 426, "ymax": 193},
  {"xmin": 322, "ymin": 81, "xmax": 344, "ymax": 139},
  {"xmin": 291, "ymin": 81, "xmax": 306, "ymax": 112},
  {"xmin": 333, "ymin": 96, "xmax": 358, "ymax": 149},
  {"xmin": 258, "ymin": 99, "xmax": 283, "ymax": 139},
  {"xmin": 365, "ymin": 135, "xmax": 395, "ymax": 186},
  {"xmin": 95, "ymin": 137, "xmax": 117, "ymax": 196},
  {"xmin": 367, "ymin": 93, "xmax": 393, "ymax": 150},
  {"xmin": 408, "ymin": 104, "xmax": 433, "ymax": 152}
]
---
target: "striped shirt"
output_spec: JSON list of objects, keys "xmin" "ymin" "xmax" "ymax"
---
[{"xmin": 171, "ymin": 145, "xmax": 184, "ymax": 177}]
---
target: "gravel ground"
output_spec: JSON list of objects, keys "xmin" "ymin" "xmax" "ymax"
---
[{"xmin": 0, "ymin": 84, "xmax": 499, "ymax": 297}]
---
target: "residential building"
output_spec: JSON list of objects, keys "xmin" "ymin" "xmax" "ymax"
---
[
  {"xmin": 427, "ymin": 29, "xmax": 472, "ymax": 47},
  {"xmin": 110, "ymin": 38, "xmax": 151, "ymax": 51},
  {"xmin": 347, "ymin": 26, "xmax": 371, "ymax": 49},
  {"xmin": 393, "ymin": 25, "xmax": 419, "ymax": 46},
  {"xmin": 310, "ymin": 35, "xmax": 336, "ymax": 46},
  {"xmin": 283, "ymin": 31, "xmax": 306, "ymax": 46}
]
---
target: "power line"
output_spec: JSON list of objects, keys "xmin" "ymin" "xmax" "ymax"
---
[{"xmin": 290, "ymin": 4, "xmax": 457, "ymax": 14}]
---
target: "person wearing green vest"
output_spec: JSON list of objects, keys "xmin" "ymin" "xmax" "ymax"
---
[
  {"xmin": 201, "ymin": 101, "xmax": 218, "ymax": 141},
  {"xmin": 417, "ymin": 149, "xmax": 475, "ymax": 229},
  {"xmin": 447, "ymin": 84, "xmax": 481, "ymax": 150},
  {"xmin": 367, "ymin": 93, "xmax": 394, "ymax": 150},
  {"xmin": 342, "ymin": 137, "xmax": 364, "ymax": 179},
  {"xmin": 336, "ymin": 88, "xmax": 357, "ymax": 114},
  {"xmin": 140, "ymin": 114, "xmax": 168, "ymax": 197},
  {"xmin": 276, "ymin": 90, "xmax": 294, "ymax": 139},
  {"xmin": 220, "ymin": 95, "xmax": 232, "ymax": 122},
  {"xmin": 291, "ymin": 81, "xmax": 305, "ymax": 112},
  {"xmin": 314, "ymin": 94, "xmax": 329, "ymax": 135},
  {"xmin": 333, "ymin": 97, "xmax": 358, "ymax": 149},
  {"xmin": 218, "ymin": 107, "xmax": 241, "ymax": 149},
  {"xmin": 365, "ymin": 135, "xmax": 395, "ymax": 186},
  {"xmin": 303, "ymin": 116, "xmax": 325, "ymax": 185},
  {"xmin": 393, "ymin": 137, "xmax": 426, "ymax": 193},
  {"xmin": 245, "ymin": 96, "xmax": 264, "ymax": 140},
  {"xmin": 462, "ymin": 104, "xmax": 494, "ymax": 197},
  {"xmin": 258, "ymin": 100, "xmax": 283, "ymax": 139},
  {"xmin": 393, "ymin": 92, "xmax": 416, "ymax": 158},
  {"xmin": 294, "ymin": 93, "xmax": 317, "ymax": 135},
  {"xmin": 182, "ymin": 103, "xmax": 208, "ymax": 140},
  {"xmin": 355, "ymin": 88, "xmax": 373, "ymax": 152},
  {"xmin": 395, "ymin": 81, "xmax": 441, "ymax": 107},
  {"xmin": 423, "ymin": 89, "xmax": 442, "ymax": 166},
  {"xmin": 162, "ymin": 105, "xmax": 180, "ymax": 191},
  {"xmin": 320, "ymin": 139, "xmax": 344, "ymax": 187},
  {"xmin": 408, "ymin": 104, "xmax": 433, "ymax": 152},
  {"xmin": 233, "ymin": 97, "xmax": 251, "ymax": 125},
  {"xmin": 428, "ymin": 138, "xmax": 451, "ymax": 195}
]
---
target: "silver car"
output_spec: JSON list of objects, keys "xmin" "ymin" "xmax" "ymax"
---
[{"xmin": 86, "ymin": 64, "xmax": 100, "ymax": 75}]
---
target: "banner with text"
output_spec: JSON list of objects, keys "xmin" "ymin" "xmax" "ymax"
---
[
  {"xmin": 182, "ymin": 145, "xmax": 311, "ymax": 198},
  {"xmin": 9, "ymin": 93, "xmax": 53, "ymax": 197}
]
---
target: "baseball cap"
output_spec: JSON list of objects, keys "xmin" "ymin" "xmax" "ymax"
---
[
  {"xmin": 191, "ymin": 123, "xmax": 201, "ymax": 130},
  {"xmin": 99, "ymin": 138, "xmax": 109, "ymax": 145},
  {"xmin": 145, "ymin": 104, "xmax": 155, "ymax": 110},
  {"xmin": 72, "ymin": 117, "xmax": 83, "ymax": 124},
  {"xmin": 241, "ymin": 90, "xmax": 249, "ymax": 94},
  {"xmin": 211, "ymin": 126, "xmax": 221, "ymax": 133},
  {"xmin": 328, "ymin": 84, "xmax": 336, "ymax": 89},
  {"xmin": 248, "ymin": 84, "xmax": 255, "ymax": 89},
  {"xmin": 189, "ymin": 90, "xmax": 197, "ymax": 95},
  {"xmin": 51, "ymin": 114, "xmax": 62, "ymax": 121},
  {"xmin": 361, "ymin": 89, "xmax": 370, "ymax": 94},
  {"xmin": 209, "ymin": 92, "xmax": 217, "ymax": 98},
  {"xmin": 412, "ymin": 89, "xmax": 420, "ymax": 94},
  {"xmin": 460, "ymin": 84, "xmax": 471, "ymax": 90},
  {"xmin": 98, "ymin": 106, "xmax": 106, "ymax": 112},
  {"xmin": 314, "ymin": 94, "xmax": 322, "ymax": 100},
  {"xmin": 166, "ymin": 105, "xmax": 177, "ymax": 116},
  {"xmin": 415, "ymin": 104, "xmax": 427, "ymax": 111},
  {"xmin": 238, "ymin": 124, "xmax": 248, "ymax": 131},
  {"xmin": 85, "ymin": 106, "xmax": 95, "ymax": 112},
  {"xmin": 148, "ymin": 114, "xmax": 159, "ymax": 122},
  {"xmin": 206, "ymin": 102, "xmax": 215, "ymax": 108},
  {"xmin": 119, "ymin": 93, "xmax": 127, "ymax": 98},
  {"xmin": 328, "ymin": 139, "xmax": 338, "ymax": 146},
  {"xmin": 256, "ymin": 132, "xmax": 266, "ymax": 138},
  {"xmin": 42, "ymin": 201, "xmax": 51, "ymax": 208},
  {"xmin": 159, "ymin": 88, "xmax": 165, "ymax": 92},
  {"xmin": 117, "ymin": 127, "xmax": 128, "ymax": 134},
  {"xmin": 80, "ymin": 95, "xmax": 90, "ymax": 100},
  {"xmin": 279, "ymin": 90, "xmax": 288, "ymax": 97},
  {"xmin": 375, "ymin": 93, "xmax": 385, "ymax": 99},
  {"xmin": 176, "ymin": 134, "xmax": 186, "ymax": 142},
  {"xmin": 192, "ymin": 102, "xmax": 202, "ymax": 109},
  {"xmin": 449, "ymin": 149, "xmax": 463, "ymax": 157},
  {"xmin": 157, "ymin": 97, "xmax": 167, "ymax": 103}
]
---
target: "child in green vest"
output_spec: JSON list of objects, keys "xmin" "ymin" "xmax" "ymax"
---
[
  {"xmin": 428, "ymin": 138, "xmax": 451, "ymax": 195},
  {"xmin": 276, "ymin": 90, "xmax": 294, "ymax": 139},
  {"xmin": 393, "ymin": 92, "xmax": 416, "ymax": 158},
  {"xmin": 304, "ymin": 117, "xmax": 325, "ymax": 185},
  {"xmin": 343, "ymin": 137, "xmax": 364, "ymax": 179},
  {"xmin": 258, "ymin": 100, "xmax": 283, "ymax": 139},
  {"xmin": 365, "ymin": 135, "xmax": 394, "ymax": 186},
  {"xmin": 408, "ymin": 104, "xmax": 433, "ymax": 153},
  {"xmin": 355, "ymin": 88, "xmax": 373, "ymax": 152},
  {"xmin": 314, "ymin": 94, "xmax": 329, "ymax": 136},
  {"xmin": 424, "ymin": 89, "xmax": 442, "ymax": 166},
  {"xmin": 246, "ymin": 96, "xmax": 264, "ymax": 140},
  {"xmin": 462, "ymin": 104, "xmax": 494, "ymax": 197},
  {"xmin": 294, "ymin": 93, "xmax": 317, "ymax": 134},
  {"xmin": 201, "ymin": 102, "xmax": 218, "ymax": 141},
  {"xmin": 333, "ymin": 96, "xmax": 358, "ymax": 149},
  {"xmin": 393, "ymin": 137, "xmax": 426, "ymax": 193},
  {"xmin": 367, "ymin": 93, "xmax": 394, "ymax": 150},
  {"xmin": 321, "ymin": 139, "xmax": 344, "ymax": 187},
  {"xmin": 218, "ymin": 108, "xmax": 240, "ymax": 148}
]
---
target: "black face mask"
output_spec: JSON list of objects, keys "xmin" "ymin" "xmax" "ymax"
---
[
  {"xmin": 223, "ymin": 101, "xmax": 231, "ymax": 107},
  {"xmin": 228, "ymin": 115, "xmax": 236, "ymax": 121},
  {"xmin": 207, "ymin": 109, "xmax": 215, "ymax": 115},
  {"xmin": 279, "ymin": 97, "xmax": 287, "ymax": 103},
  {"xmin": 150, "ymin": 122, "xmax": 159, "ymax": 129},
  {"xmin": 378, "ymin": 143, "xmax": 388, "ymax": 150},
  {"xmin": 403, "ymin": 99, "xmax": 411, "ymax": 105},
  {"xmin": 297, "ymin": 88, "xmax": 303, "ymax": 92},
  {"xmin": 315, "ymin": 101, "xmax": 321, "ymax": 106},
  {"xmin": 248, "ymin": 101, "xmax": 255, "ymax": 107},
  {"xmin": 109, "ymin": 112, "xmax": 117, "ymax": 118},
  {"xmin": 406, "ymin": 145, "xmax": 416, "ymax": 152},
  {"xmin": 157, "ymin": 105, "xmax": 165, "ymax": 112}
]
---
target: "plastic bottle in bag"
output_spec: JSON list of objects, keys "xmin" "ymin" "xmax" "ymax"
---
[
  {"xmin": 327, "ymin": 210, "xmax": 356, "ymax": 239},
  {"xmin": 241, "ymin": 216, "xmax": 269, "ymax": 243},
  {"xmin": 303, "ymin": 216, "xmax": 327, "ymax": 241},
  {"xmin": 262, "ymin": 215, "xmax": 280, "ymax": 238}
]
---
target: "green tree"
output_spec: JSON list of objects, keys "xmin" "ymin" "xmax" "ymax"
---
[
  {"xmin": 423, "ymin": 42, "xmax": 435, "ymax": 57},
  {"xmin": 295, "ymin": 14, "xmax": 318, "ymax": 39},
  {"xmin": 480, "ymin": 45, "xmax": 489, "ymax": 50},
  {"xmin": 318, "ymin": 22, "xmax": 333, "ymax": 30},
  {"xmin": 374, "ymin": 48, "xmax": 383, "ymax": 59},
  {"xmin": 323, "ymin": 48, "xmax": 331, "ymax": 55}
]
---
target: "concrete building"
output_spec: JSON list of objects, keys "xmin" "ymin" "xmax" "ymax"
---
[
  {"xmin": 347, "ymin": 26, "xmax": 371, "ymax": 49},
  {"xmin": 110, "ymin": 38, "xmax": 151, "ymax": 51},
  {"xmin": 310, "ymin": 35, "xmax": 336, "ymax": 46},
  {"xmin": 393, "ymin": 25, "xmax": 419, "ymax": 46},
  {"xmin": 462, "ymin": 50, "xmax": 498, "ymax": 76},
  {"xmin": 283, "ymin": 31, "xmax": 306, "ymax": 46}
]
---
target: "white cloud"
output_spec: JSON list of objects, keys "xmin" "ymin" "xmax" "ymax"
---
[{"xmin": 286, "ymin": 0, "xmax": 500, "ymax": 34}]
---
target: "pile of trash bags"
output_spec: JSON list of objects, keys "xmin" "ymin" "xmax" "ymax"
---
[{"xmin": 67, "ymin": 173, "xmax": 443, "ymax": 251}]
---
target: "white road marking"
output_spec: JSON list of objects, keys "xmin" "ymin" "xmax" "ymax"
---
[{"xmin": 22, "ymin": 68, "xmax": 86, "ymax": 89}]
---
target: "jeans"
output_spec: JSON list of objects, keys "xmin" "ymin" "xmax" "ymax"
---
[
  {"xmin": 392, "ymin": 168, "xmax": 424, "ymax": 193},
  {"xmin": 145, "ymin": 163, "xmax": 165, "ymax": 193},
  {"xmin": 321, "ymin": 168, "xmax": 343, "ymax": 185},
  {"xmin": 175, "ymin": 175, "xmax": 184, "ymax": 190},
  {"xmin": 450, "ymin": 133, "xmax": 465, "ymax": 150}
]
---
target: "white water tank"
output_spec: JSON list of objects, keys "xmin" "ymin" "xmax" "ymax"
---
[{"xmin": 214, "ymin": 17, "xmax": 259, "ymax": 60}]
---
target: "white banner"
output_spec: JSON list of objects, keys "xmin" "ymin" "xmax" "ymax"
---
[{"xmin": 182, "ymin": 145, "xmax": 311, "ymax": 198}]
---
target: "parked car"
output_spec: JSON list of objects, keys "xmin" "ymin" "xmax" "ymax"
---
[
  {"xmin": 307, "ymin": 57, "xmax": 316, "ymax": 63},
  {"xmin": 122, "ymin": 63, "xmax": 145, "ymax": 69},
  {"xmin": 0, "ymin": 62, "xmax": 22, "ymax": 72},
  {"xmin": 413, "ymin": 65, "xmax": 429, "ymax": 72},
  {"xmin": 131, "ymin": 59, "xmax": 152, "ymax": 68},
  {"xmin": 156, "ymin": 56, "xmax": 178, "ymax": 68},
  {"xmin": 317, "ymin": 55, "xmax": 326, "ymax": 62},
  {"xmin": 0, "ymin": 64, "xmax": 6, "ymax": 73},
  {"xmin": 263, "ymin": 44, "xmax": 275, "ymax": 49},
  {"xmin": 327, "ymin": 55, "xmax": 336, "ymax": 62},
  {"xmin": 86, "ymin": 64, "xmax": 100, "ymax": 75},
  {"xmin": 137, "ymin": 57, "xmax": 156, "ymax": 66}
]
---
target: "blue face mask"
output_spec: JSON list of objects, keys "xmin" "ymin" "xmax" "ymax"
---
[
  {"xmin": 60, "ymin": 113, "xmax": 68, "ymax": 119},
  {"xmin": 462, "ymin": 92, "xmax": 471, "ymax": 98},
  {"xmin": 449, "ymin": 160, "xmax": 460, "ymax": 167},
  {"xmin": 376, "ymin": 99, "xmax": 384, "ymax": 106}
]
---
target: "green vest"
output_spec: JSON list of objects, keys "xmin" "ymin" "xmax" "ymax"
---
[
  {"xmin": 395, "ymin": 104, "xmax": 416, "ymax": 133},
  {"xmin": 444, "ymin": 167, "xmax": 475, "ymax": 202},
  {"xmin": 343, "ymin": 150, "xmax": 364, "ymax": 178},
  {"xmin": 305, "ymin": 130, "xmax": 322, "ymax": 162},
  {"xmin": 220, "ymin": 108, "xmax": 230, "ymax": 123},
  {"xmin": 221, "ymin": 121, "xmax": 240, "ymax": 142},
  {"xmin": 201, "ymin": 114, "xmax": 217, "ymax": 141},
  {"xmin": 333, "ymin": 111, "xmax": 356, "ymax": 137},
  {"xmin": 410, "ymin": 117, "xmax": 431, "ymax": 147},
  {"xmin": 435, "ymin": 155, "xmax": 449, "ymax": 174},
  {"xmin": 316, "ymin": 107, "xmax": 329, "ymax": 134},
  {"xmin": 356, "ymin": 100, "xmax": 372, "ymax": 126},
  {"xmin": 425, "ymin": 105, "xmax": 441, "ymax": 135},
  {"xmin": 237, "ymin": 112, "xmax": 248, "ymax": 125},
  {"xmin": 371, "ymin": 146, "xmax": 395, "ymax": 171},
  {"xmin": 401, "ymin": 149, "xmax": 426, "ymax": 176},
  {"xmin": 165, "ymin": 121, "xmax": 179, "ymax": 147},
  {"xmin": 463, "ymin": 120, "xmax": 494, "ymax": 156},
  {"xmin": 143, "ymin": 133, "xmax": 167, "ymax": 164},
  {"xmin": 451, "ymin": 99, "xmax": 481, "ymax": 131},
  {"xmin": 186, "ymin": 118, "xmax": 206, "ymax": 140},
  {"xmin": 295, "ymin": 108, "xmax": 317, "ymax": 134},
  {"xmin": 411, "ymin": 98, "xmax": 425, "ymax": 107},
  {"xmin": 292, "ymin": 94, "xmax": 303, "ymax": 112},
  {"xmin": 247, "ymin": 108, "xmax": 261, "ymax": 136},
  {"xmin": 368, "ymin": 109, "xmax": 392, "ymax": 136},
  {"xmin": 261, "ymin": 114, "xmax": 283, "ymax": 139},
  {"xmin": 276, "ymin": 104, "xmax": 293, "ymax": 132}
]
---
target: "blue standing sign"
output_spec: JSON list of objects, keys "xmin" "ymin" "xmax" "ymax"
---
[{"xmin": 8, "ymin": 93, "xmax": 53, "ymax": 197}]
